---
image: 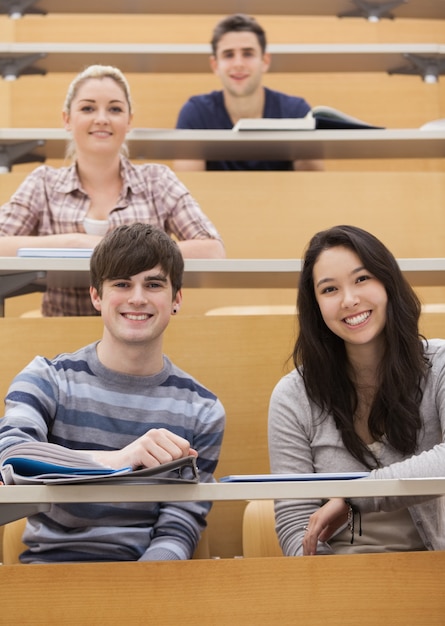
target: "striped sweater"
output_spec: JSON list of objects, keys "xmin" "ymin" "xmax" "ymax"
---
[{"xmin": 0, "ymin": 342, "xmax": 225, "ymax": 563}]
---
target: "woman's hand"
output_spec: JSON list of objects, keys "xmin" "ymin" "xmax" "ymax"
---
[{"xmin": 302, "ymin": 498, "xmax": 349, "ymax": 555}]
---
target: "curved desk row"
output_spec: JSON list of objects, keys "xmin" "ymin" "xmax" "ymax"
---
[
  {"xmin": 0, "ymin": 257, "xmax": 444, "ymax": 315},
  {"xmin": 1, "ymin": 476, "xmax": 445, "ymax": 526},
  {"xmin": 0, "ymin": 42, "xmax": 443, "ymax": 76},
  {"xmin": 1, "ymin": 0, "xmax": 444, "ymax": 19},
  {"xmin": 0, "ymin": 128, "xmax": 445, "ymax": 171}
]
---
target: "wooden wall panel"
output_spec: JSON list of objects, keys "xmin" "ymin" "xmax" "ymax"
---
[
  {"xmin": 9, "ymin": 14, "xmax": 445, "ymax": 45},
  {"xmin": 2, "ymin": 170, "xmax": 444, "ymax": 258},
  {"xmin": 6, "ymin": 70, "xmax": 443, "ymax": 132},
  {"xmin": 1, "ymin": 170, "xmax": 444, "ymax": 315},
  {"xmin": 1, "ymin": 553, "xmax": 445, "ymax": 625}
]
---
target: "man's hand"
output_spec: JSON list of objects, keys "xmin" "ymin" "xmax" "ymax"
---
[{"xmin": 91, "ymin": 428, "xmax": 198, "ymax": 470}]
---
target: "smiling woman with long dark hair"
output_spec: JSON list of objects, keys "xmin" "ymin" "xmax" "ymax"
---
[{"xmin": 268, "ymin": 224, "xmax": 445, "ymax": 556}]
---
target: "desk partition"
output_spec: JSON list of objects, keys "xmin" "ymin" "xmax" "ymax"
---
[
  {"xmin": 1, "ymin": 128, "xmax": 445, "ymax": 169},
  {"xmin": 3, "ymin": 0, "xmax": 445, "ymax": 18},
  {"xmin": 1, "ymin": 479, "xmax": 445, "ymax": 624},
  {"xmin": 0, "ymin": 42, "xmax": 443, "ymax": 76},
  {"xmin": 0, "ymin": 257, "xmax": 444, "ymax": 315},
  {"xmin": 1, "ymin": 477, "xmax": 445, "ymax": 525},
  {"xmin": 1, "ymin": 552, "xmax": 444, "ymax": 625}
]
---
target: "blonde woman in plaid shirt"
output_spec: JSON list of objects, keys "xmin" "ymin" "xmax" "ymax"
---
[{"xmin": 0, "ymin": 65, "xmax": 225, "ymax": 316}]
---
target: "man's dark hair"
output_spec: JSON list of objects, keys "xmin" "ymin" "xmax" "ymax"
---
[
  {"xmin": 211, "ymin": 14, "xmax": 267, "ymax": 55},
  {"xmin": 90, "ymin": 223, "xmax": 184, "ymax": 298}
]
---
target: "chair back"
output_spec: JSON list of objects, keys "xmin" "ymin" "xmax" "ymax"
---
[
  {"xmin": 3, "ymin": 517, "xmax": 27, "ymax": 564},
  {"xmin": 242, "ymin": 500, "xmax": 283, "ymax": 557}
]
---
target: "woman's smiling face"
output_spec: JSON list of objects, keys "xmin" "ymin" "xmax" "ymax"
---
[
  {"xmin": 313, "ymin": 245, "xmax": 388, "ymax": 351},
  {"xmin": 63, "ymin": 77, "xmax": 132, "ymax": 157}
]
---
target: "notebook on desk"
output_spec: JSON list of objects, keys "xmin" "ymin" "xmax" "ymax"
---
[
  {"xmin": 220, "ymin": 472, "xmax": 369, "ymax": 482},
  {"xmin": 17, "ymin": 248, "xmax": 94, "ymax": 258}
]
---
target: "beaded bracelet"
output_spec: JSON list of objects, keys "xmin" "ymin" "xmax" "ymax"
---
[{"xmin": 345, "ymin": 499, "xmax": 362, "ymax": 544}]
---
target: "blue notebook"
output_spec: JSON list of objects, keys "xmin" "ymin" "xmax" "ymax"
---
[
  {"xmin": 220, "ymin": 472, "xmax": 369, "ymax": 482},
  {"xmin": 17, "ymin": 248, "xmax": 93, "ymax": 258},
  {"xmin": 3, "ymin": 457, "xmax": 129, "ymax": 477},
  {"xmin": 1, "ymin": 446, "xmax": 199, "ymax": 485}
]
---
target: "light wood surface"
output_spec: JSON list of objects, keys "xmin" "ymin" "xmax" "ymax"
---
[
  {"xmin": 0, "ymin": 553, "xmax": 444, "ymax": 625},
  {"xmin": 9, "ymin": 13, "xmax": 445, "ymax": 43},
  {"xmin": 242, "ymin": 500, "xmax": 283, "ymax": 557},
  {"xmin": 0, "ymin": 257, "xmax": 443, "ymax": 292},
  {"xmin": 1, "ymin": 170, "xmax": 445, "ymax": 313},
  {"xmin": 2, "ymin": 128, "xmax": 445, "ymax": 163},
  {"xmin": 2, "ymin": 70, "xmax": 443, "ymax": 138},
  {"xmin": 2, "ymin": 170, "xmax": 445, "ymax": 258},
  {"xmin": 2, "ymin": 42, "xmax": 445, "ymax": 74}
]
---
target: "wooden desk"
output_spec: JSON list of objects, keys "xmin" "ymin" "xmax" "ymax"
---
[
  {"xmin": 0, "ymin": 42, "xmax": 442, "ymax": 75},
  {"xmin": 2, "ymin": 0, "xmax": 444, "ymax": 19},
  {"xmin": 1, "ymin": 478, "xmax": 445, "ymax": 624},
  {"xmin": 0, "ymin": 257, "xmax": 444, "ymax": 315},
  {"xmin": 1, "ymin": 128, "xmax": 445, "ymax": 168},
  {"xmin": 1, "ymin": 552, "xmax": 444, "ymax": 625},
  {"xmin": 1, "ymin": 477, "xmax": 445, "ymax": 526}
]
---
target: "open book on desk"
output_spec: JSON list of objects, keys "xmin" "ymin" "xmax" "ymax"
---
[
  {"xmin": 0, "ymin": 442, "xmax": 199, "ymax": 485},
  {"xmin": 232, "ymin": 105, "xmax": 383, "ymax": 131}
]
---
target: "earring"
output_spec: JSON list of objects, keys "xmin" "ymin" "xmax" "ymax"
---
[{"xmin": 172, "ymin": 307, "xmax": 178, "ymax": 314}]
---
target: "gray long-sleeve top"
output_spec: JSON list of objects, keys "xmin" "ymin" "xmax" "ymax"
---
[{"xmin": 268, "ymin": 338, "xmax": 445, "ymax": 555}]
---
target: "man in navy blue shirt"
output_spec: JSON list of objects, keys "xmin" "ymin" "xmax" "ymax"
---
[{"xmin": 174, "ymin": 14, "xmax": 323, "ymax": 172}]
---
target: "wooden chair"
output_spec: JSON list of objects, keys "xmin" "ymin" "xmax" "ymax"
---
[
  {"xmin": 242, "ymin": 500, "xmax": 282, "ymax": 558},
  {"xmin": 2, "ymin": 517, "xmax": 27, "ymax": 564},
  {"xmin": 206, "ymin": 305, "xmax": 296, "ymax": 316}
]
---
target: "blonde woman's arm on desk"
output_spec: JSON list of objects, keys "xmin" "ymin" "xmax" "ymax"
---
[
  {"xmin": 177, "ymin": 238, "xmax": 225, "ymax": 258},
  {"xmin": 173, "ymin": 160, "xmax": 206, "ymax": 171},
  {"xmin": 293, "ymin": 159, "xmax": 325, "ymax": 171},
  {"xmin": 0, "ymin": 233, "xmax": 102, "ymax": 256}
]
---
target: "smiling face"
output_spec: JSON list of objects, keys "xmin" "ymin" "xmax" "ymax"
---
[
  {"xmin": 62, "ymin": 76, "xmax": 132, "ymax": 157},
  {"xmin": 210, "ymin": 30, "xmax": 270, "ymax": 99},
  {"xmin": 313, "ymin": 246, "xmax": 388, "ymax": 355},
  {"xmin": 90, "ymin": 265, "xmax": 182, "ymax": 353}
]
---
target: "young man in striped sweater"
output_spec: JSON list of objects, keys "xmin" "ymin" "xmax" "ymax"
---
[{"xmin": 0, "ymin": 223, "xmax": 225, "ymax": 563}]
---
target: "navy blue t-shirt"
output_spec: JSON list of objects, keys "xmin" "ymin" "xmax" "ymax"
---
[{"xmin": 175, "ymin": 88, "xmax": 311, "ymax": 171}]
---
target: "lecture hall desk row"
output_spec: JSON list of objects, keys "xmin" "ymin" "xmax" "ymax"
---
[
  {"xmin": 0, "ymin": 551, "xmax": 443, "ymax": 625},
  {"xmin": 0, "ymin": 312, "xmax": 444, "ymax": 561},
  {"xmin": 1, "ymin": 10, "xmax": 445, "ymax": 143},
  {"xmin": 1, "ymin": 168, "xmax": 445, "ymax": 316}
]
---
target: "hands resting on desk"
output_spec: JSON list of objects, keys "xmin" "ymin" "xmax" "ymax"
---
[
  {"xmin": 0, "ymin": 232, "xmax": 103, "ymax": 256},
  {"xmin": 90, "ymin": 428, "xmax": 198, "ymax": 471}
]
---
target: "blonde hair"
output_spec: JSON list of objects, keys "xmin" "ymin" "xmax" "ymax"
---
[{"xmin": 63, "ymin": 64, "xmax": 133, "ymax": 160}]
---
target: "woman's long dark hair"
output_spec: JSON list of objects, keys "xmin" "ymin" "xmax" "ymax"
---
[{"xmin": 295, "ymin": 225, "xmax": 429, "ymax": 469}]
